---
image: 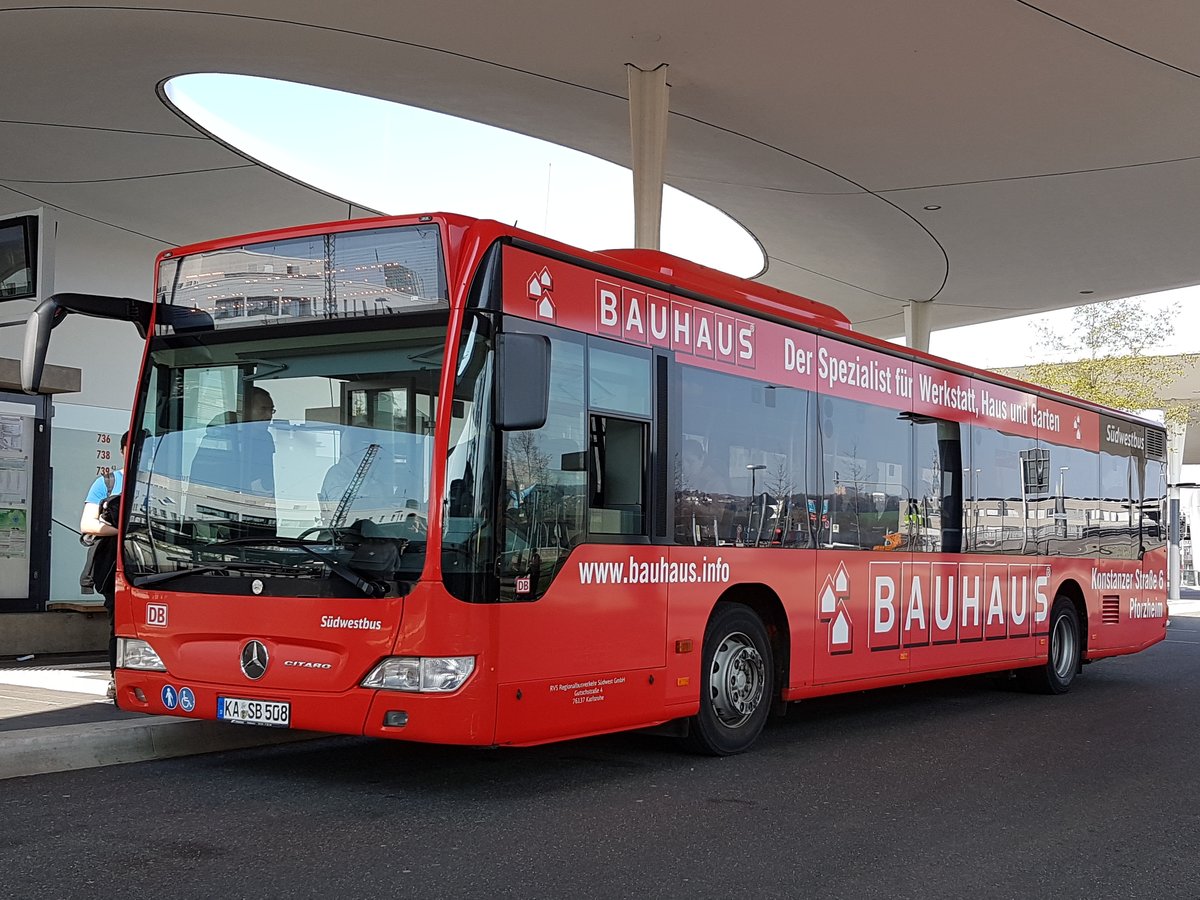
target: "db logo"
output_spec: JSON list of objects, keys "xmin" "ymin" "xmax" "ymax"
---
[
  {"xmin": 515, "ymin": 575, "xmax": 532, "ymax": 595},
  {"xmin": 146, "ymin": 603, "xmax": 168, "ymax": 627}
]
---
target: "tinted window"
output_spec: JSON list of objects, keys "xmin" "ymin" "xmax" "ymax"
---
[
  {"xmin": 588, "ymin": 339, "xmax": 651, "ymax": 417},
  {"xmin": 912, "ymin": 417, "xmax": 964, "ymax": 553},
  {"xmin": 499, "ymin": 330, "xmax": 587, "ymax": 598},
  {"xmin": 1099, "ymin": 451, "xmax": 1136, "ymax": 560},
  {"xmin": 157, "ymin": 224, "xmax": 448, "ymax": 332},
  {"xmin": 1142, "ymin": 458, "xmax": 1167, "ymax": 553},
  {"xmin": 677, "ymin": 366, "xmax": 809, "ymax": 547},
  {"xmin": 1040, "ymin": 443, "xmax": 1099, "ymax": 558},
  {"xmin": 966, "ymin": 427, "xmax": 1039, "ymax": 555},
  {"xmin": 818, "ymin": 396, "xmax": 910, "ymax": 551},
  {"xmin": 0, "ymin": 215, "xmax": 36, "ymax": 300},
  {"xmin": 586, "ymin": 337, "xmax": 651, "ymax": 536}
]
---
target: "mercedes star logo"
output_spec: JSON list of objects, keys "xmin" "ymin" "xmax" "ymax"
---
[{"xmin": 240, "ymin": 640, "xmax": 269, "ymax": 680}]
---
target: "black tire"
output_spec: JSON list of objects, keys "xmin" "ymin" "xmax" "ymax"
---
[
  {"xmin": 1017, "ymin": 596, "xmax": 1080, "ymax": 695},
  {"xmin": 684, "ymin": 603, "xmax": 774, "ymax": 756}
]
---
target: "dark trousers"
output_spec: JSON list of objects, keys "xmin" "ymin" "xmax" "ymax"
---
[{"xmin": 102, "ymin": 590, "xmax": 116, "ymax": 674}]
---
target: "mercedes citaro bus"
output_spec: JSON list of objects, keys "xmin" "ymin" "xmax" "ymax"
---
[{"xmin": 23, "ymin": 213, "xmax": 1167, "ymax": 755}]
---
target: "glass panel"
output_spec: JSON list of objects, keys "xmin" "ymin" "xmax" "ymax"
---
[
  {"xmin": 588, "ymin": 338, "xmax": 651, "ymax": 416},
  {"xmin": 966, "ymin": 427, "xmax": 1039, "ymax": 555},
  {"xmin": 588, "ymin": 415, "xmax": 646, "ymax": 534},
  {"xmin": 818, "ymin": 396, "xmax": 910, "ymax": 551},
  {"xmin": 125, "ymin": 324, "xmax": 446, "ymax": 593},
  {"xmin": 0, "ymin": 216, "xmax": 36, "ymax": 301},
  {"xmin": 912, "ymin": 418, "xmax": 964, "ymax": 553},
  {"xmin": 0, "ymin": 399, "xmax": 34, "ymax": 598},
  {"xmin": 442, "ymin": 314, "xmax": 498, "ymax": 603},
  {"xmin": 677, "ymin": 367, "xmax": 809, "ymax": 548},
  {"xmin": 1099, "ymin": 451, "xmax": 1136, "ymax": 560},
  {"xmin": 1142, "ymin": 459, "xmax": 1166, "ymax": 554},
  {"xmin": 157, "ymin": 225, "xmax": 447, "ymax": 331},
  {"xmin": 1040, "ymin": 443, "xmax": 1099, "ymax": 558},
  {"xmin": 498, "ymin": 331, "xmax": 587, "ymax": 599}
]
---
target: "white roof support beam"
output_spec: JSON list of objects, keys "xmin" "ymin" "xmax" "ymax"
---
[
  {"xmin": 627, "ymin": 64, "xmax": 669, "ymax": 251},
  {"xmin": 904, "ymin": 300, "xmax": 934, "ymax": 354}
]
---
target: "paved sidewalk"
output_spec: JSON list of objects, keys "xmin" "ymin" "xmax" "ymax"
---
[
  {"xmin": 1170, "ymin": 599, "xmax": 1200, "ymax": 618},
  {"xmin": 0, "ymin": 656, "xmax": 320, "ymax": 780}
]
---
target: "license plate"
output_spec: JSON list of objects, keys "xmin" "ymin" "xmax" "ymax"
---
[{"xmin": 217, "ymin": 696, "xmax": 290, "ymax": 727}]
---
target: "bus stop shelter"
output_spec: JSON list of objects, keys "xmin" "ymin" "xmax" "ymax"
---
[{"xmin": 2, "ymin": 1, "xmax": 1200, "ymax": 644}]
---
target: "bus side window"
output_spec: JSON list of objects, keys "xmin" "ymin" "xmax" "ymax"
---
[
  {"xmin": 586, "ymin": 337, "xmax": 652, "ymax": 539},
  {"xmin": 588, "ymin": 415, "xmax": 647, "ymax": 536}
]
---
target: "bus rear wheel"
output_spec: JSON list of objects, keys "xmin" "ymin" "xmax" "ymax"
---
[
  {"xmin": 684, "ymin": 603, "xmax": 773, "ymax": 756},
  {"xmin": 1018, "ymin": 597, "xmax": 1080, "ymax": 695}
]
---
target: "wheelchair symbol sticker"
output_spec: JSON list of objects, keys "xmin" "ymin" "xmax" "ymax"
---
[{"xmin": 179, "ymin": 687, "xmax": 196, "ymax": 713}]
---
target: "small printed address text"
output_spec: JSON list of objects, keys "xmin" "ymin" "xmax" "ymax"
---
[{"xmin": 549, "ymin": 676, "xmax": 627, "ymax": 705}]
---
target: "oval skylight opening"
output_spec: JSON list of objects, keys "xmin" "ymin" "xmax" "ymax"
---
[{"xmin": 163, "ymin": 74, "xmax": 765, "ymax": 278}]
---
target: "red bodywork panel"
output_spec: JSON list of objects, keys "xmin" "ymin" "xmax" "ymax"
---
[{"xmin": 112, "ymin": 213, "xmax": 1167, "ymax": 747}]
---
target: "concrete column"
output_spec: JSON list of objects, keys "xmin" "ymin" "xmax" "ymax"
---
[
  {"xmin": 904, "ymin": 300, "xmax": 933, "ymax": 353},
  {"xmin": 627, "ymin": 64, "xmax": 669, "ymax": 250}
]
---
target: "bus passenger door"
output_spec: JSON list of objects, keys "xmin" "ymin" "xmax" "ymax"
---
[{"xmin": 493, "ymin": 327, "xmax": 667, "ymax": 744}]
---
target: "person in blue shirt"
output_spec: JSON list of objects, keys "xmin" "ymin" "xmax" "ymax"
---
[{"xmin": 80, "ymin": 431, "xmax": 126, "ymax": 699}]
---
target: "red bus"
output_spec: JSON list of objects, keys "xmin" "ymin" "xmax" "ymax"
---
[{"xmin": 24, "ymin": 213, "xmax": 1168, "ymax": 754}]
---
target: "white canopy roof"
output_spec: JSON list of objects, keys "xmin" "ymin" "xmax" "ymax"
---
[{"xmin": 3, "ymin": 1, "xmax": 1199, "ymax": 338}]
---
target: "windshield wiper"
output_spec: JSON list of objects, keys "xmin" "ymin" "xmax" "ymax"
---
[
  {"xmin": 204, "ymin": 536, "xmax": 390, "ymax": 597},
  {"xmin": 206, "ymin": 536, "xmax": 333, "ymax": 549},
  {"xmin": 132, "ymin": 564, "xmax": 233, "ymax": 587},
  {"xmin": 294, "ymin": 544, "xmax": 389, "ymax": 598},
  {"xmin": 130, "ymin": 555, "xmax": 316, "ymax": 587}
]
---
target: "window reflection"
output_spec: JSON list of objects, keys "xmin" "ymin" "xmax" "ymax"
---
[
  {"xmin": 912, "ymin": 417, "xmax": 963, "ymax": 553},
  {"xmin": 965, "ymin": 427, "xmax": 1039, "ymax": 555},
  {"xmin": 677, "ymin": 367, "xmax": 809, "ymax": 548},
  {"xmin": 498, "ymin": 332, "xmax": 587, "ymax": 599},
  {"xmin": 126, "ymin": 326, "xmax": 443, "ymax": 580},
  {"xmin": 1141, "ymin": 459, "xmax": 1167, "ymax": 553},
  {"xmin": 1036, "ymin": 443, "xmax": 1099, "ymax": 558},
  {"xmin": 818, "ymin": 397, "xmax": 909, "ymax": 551},
  {"xmin": 1099, "ymin": 450, "xmax": 1137, "ymax": 559}
]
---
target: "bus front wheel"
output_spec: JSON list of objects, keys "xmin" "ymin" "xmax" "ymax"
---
[
  {"xmin": 684, "ymin": 603, "xmax": 773, "ymax": 756},
  {"xmin": 1018, "ymin": 597, "xmax": 1080, "ymax": 695}
]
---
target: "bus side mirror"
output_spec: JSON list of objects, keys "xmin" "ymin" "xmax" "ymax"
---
[
  {"xmin": 22, "ymin": 293, "xmax": 154, "ymax": 394},
  {"xmin": 21, "ymin": 296, "xmax": 66, "ymax": 394},
  {"xmin": 495, "ymin": 332, "xmax": 550, "ymax": 431}
]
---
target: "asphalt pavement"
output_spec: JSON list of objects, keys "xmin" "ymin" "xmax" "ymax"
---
[
  {"xmin": 3, "ymin": 601, "xmax": 1200, "ymax": 899},
  {"xmin": 3, "ymin": 597, "xmax": 1199, "ymax": 781}
]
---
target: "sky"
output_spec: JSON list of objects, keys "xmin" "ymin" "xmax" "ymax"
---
[
  {"xmin": 166, "ymin": 73, "xmax": 1200, "ymax": 370},
  {"xmin": 164, "ymin": 74, "xmax": 764, "ymax": 278}
]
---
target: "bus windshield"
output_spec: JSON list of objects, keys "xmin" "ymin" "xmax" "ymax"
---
[
  {"xmin": 124, "ymin": 321, "xmax": 449, "ymax": 595},
  {"xmin": 155, "ymin": 223, "xmax": 447, "ymax": 327}
]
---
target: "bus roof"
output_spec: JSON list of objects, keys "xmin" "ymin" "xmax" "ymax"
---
[{"xmin": 158, "ymin": 212, "xmax": 1164, "ymax": 431}]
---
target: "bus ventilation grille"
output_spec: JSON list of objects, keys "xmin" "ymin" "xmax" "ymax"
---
[
  {"xmin": 1145, "ymin": 428, "xmax": 1167, "ymax": 460},
  {"xmin": 1102, "ymin": 596, "xmax": 1121, "ymax": 625}
]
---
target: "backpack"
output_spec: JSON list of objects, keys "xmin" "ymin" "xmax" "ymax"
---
[{"xmin": 79, "ymin": 473, "xmax": 115, "ymax": 595}]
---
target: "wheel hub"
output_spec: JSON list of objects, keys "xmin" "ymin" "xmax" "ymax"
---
[
  {"xmin": 1051, "ymin": 614, "xmax": 1077, "ymax": 681},
  {"xmin": 710, "ymin": 632, "xmax": 766, "ymax": 727}
]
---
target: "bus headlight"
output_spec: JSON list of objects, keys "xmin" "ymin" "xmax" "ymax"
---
[
  {"xmin": 116, "ymin": 638, "xmax": 167, "ymax": 671},
  {"xmin": 361, "ymin": 656, "xmax": 475, "ymax": 693}
]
